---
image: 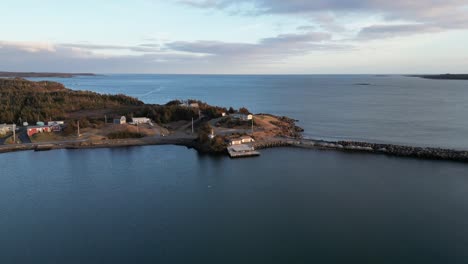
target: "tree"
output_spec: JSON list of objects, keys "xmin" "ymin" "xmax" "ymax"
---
[{"xmin": 239, "ymin": 107, "xmax": 250, "ymax": 115}]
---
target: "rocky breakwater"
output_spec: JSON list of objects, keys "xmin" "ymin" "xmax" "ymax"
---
[{"xmin": 295, "ymin": 139, "xmax": 468, "ymax": 162}]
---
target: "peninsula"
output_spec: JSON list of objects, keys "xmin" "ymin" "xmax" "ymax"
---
[
  {"xmin": 410, "ymin": 74, "xmax": 468, "ymax": 80},
  {"xmin": 2, "ymin": 78, "xmax": 468, "ymax": 163},
  {"xmin": 0, "ymin": 71, "xmax": 96, "ymax": 78}
]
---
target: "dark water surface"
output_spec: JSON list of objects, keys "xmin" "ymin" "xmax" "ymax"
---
[
  {"xmin": 2, "ymin": 75, "xmax": 467, "ymax": 263},
  {"xmin": 1, "ymin": 146, "xmax": 468, "ymax": 263}
]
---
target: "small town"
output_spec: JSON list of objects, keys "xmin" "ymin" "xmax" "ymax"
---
[{"xmin": 0, "ymin": 92, "xmax": 303, "ymax": 158}]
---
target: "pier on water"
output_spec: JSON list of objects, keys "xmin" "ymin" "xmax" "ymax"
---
[{"xmin": 227, "ymin": 144, "xmax": 260, "ymax": 158}]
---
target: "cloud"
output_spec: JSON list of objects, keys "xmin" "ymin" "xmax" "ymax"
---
[
  {"xmin": 357, "ymin": 24, "xmax": 444, "ymax": 39},
  {"xmin": 0, "ymin": 41, "xmax": 56, "ymax": 53},
  {"xmin": 179, "ymin": 0, "xmax": 468, "ymax": 39},
  {"xmin": 59, "ymin": 43, "xmax": 161, "ymax": 53},
  {"xmin": 0, "ymin": 31, "xmax": 350, "ymax": 74},
  {"xmin": 166, "ymin": 31, "xmax": 343, "ymax": 59}
]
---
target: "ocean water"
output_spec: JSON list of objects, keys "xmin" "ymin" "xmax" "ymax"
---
[
  {"xmin": 31, "ymin": 74, "xmax": 468, "ymax": 149},
  {"xmin": 1, "ymin": 75, "xmax": 468, "ymax": 263},
  {"xmin": 1, "ymin": 146, "xmax": 468, "ymax": 263}
]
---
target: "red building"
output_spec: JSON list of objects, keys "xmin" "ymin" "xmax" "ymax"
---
[{"xmin": 27, "ymin": 126, "xmax": 52, "ymax": 137}]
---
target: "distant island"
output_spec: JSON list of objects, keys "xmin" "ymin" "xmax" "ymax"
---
[
  {"xmin": 410, "ymin": 74, "xmax": 468, "ymax": 80},
  {"xmin": 0, "ymin": 71, "xmax": 96, "ymax": 78},
  {"xmin": 2, "ymin": 78, "xmax": 468, "ymax": 162}
]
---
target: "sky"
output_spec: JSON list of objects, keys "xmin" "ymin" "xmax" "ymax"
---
[{"xmin": 0, "ymin": 0, "xmax": 467, "ymax": 74}]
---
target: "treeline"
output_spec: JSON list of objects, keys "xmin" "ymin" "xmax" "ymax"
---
[
  {"xmin": 0, "ymin": 78, "xmax": 245, "ymax": 126},
  {"xmin": 126, "ymin": 100, "xmax": 229, "ymax": 124},
  {"xmin": 0, "ymin": 78, "xmax": 143, "ymax": 123}
]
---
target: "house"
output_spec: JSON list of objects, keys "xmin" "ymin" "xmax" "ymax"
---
[
  {"xmin": 0, "ymin": 124, "xmax": 15, "ymax": 135},
  {"xmin": 131, "ymin": 117, "xmax": 151, "ymax": 125},
  {"xmin": 113, "ymin": 116, "xmax": 126, "ymax": 125},
  {"xmin": 47, "ymin": 121, "xmax": 64, "ymax": 126},
  {"xmin": 230, "ymin": 138, "xmax": 243, "ymax": 146},
  {"xmin": 27, "ymin": 126, "xmax": 52, "ymax": 137},
  {"xmin": 50, "ymin": 124, "xmax": 62, "ymax": 132},
  {"xmin": 221, "ymin": 112, "xmax": 226, "ymax": 117},
  {"xmin": 240, "ymin": 136, "xmax": 255, "ymax": 144},
  {"xmin": 189, "ymin": 103, "xmax": 199, "ymax": 108},
  {"xmin": 231, "ymin": 113, "xmax": 253, "ymax": 121}
]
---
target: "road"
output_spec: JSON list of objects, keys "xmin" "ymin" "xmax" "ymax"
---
[
  {"xmin": 17, "ymin": 129, "xmax": 32, "ymax": 143},
  {"xmin": 0, "ymin": 135, "xmax": 7, "ymax": 145}
]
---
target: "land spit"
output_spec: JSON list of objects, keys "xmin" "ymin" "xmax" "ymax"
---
[{"xmin": 2, "ymin": 135, "xmax": 468, "ymax": 163}]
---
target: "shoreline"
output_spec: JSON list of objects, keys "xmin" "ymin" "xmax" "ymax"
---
[{"xmin": 2, "ymin": 136, "xmax": 468, "ymax": 163}]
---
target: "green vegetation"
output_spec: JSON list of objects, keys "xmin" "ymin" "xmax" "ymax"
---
[
  {"xmin": 216, "ymin": 117, "xmax": 256, "ymax": 129},
  {"xmin": 0, "ymin": 72, "xmax": 95, "ymax": 78},
  {"xmin": 0, "ymin": 78, "xmax": 233, "ymax": 129},
  {"xmin": 0, "ymin": 78, "xmax": 142, "ymax": 123},
  {"xmin": 107, "ymin": 131, "xmax": 145, "ymax": 139},
  {"xmin": 196, "ymin": 123, "xmax": 227, "ymax": 153},
  {"xmin": 4, "ymin": 135, "xmax": 20, "ymax": 144}
]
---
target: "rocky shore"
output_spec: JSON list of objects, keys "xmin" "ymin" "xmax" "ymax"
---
[
  {"xmin": 255, "ymin": 138, "xmax": 468, "ymax": 163},
  {"xmin": 2, "ymin": 133, "xmax": 468, "ymax": 163}
]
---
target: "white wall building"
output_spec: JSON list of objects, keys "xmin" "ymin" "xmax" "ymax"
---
[
  {"xmin": 131, "ymin": 117, "xmax": 151, "ymax": 124},
  {"xmin": 0, "ymin": 124, "xmax": 16, "ymax": 135}
]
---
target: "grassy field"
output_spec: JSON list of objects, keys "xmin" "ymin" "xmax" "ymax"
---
[{"xmin": 31, "ymin": 132, "xmax": 68, "ymax": 143}]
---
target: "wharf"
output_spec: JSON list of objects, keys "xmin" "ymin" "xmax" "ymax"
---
[{"xmin": 227, "ymin": 144, "xmax": 260, "ymax": 158}]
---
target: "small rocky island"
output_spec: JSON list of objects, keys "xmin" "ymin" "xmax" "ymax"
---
[{"xmin": 1, "ymin": 78, "xmax": 468, "ymax": 163}]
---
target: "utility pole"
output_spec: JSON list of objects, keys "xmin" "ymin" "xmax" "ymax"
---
[
  {"xmin": 191, "ymin": 117, "xmax": 194, "ymax": 134},
  {"xmin": 251, "ymin": 116, "xmax": 254, "ymax": 135},
  {"xmin": 77, "ymin": 120, "xmax": 80, "ymax": 137},
  {"xmin": 13, "ymin": 124, "xmax": 16, "ymax": 143},
  {"xmin": 105, "ymin": 115, "xmax": 107, "ymax": 124},
  {"xmin": 137, "ymin": 122, "xmax": 139, "ymax": 133}
]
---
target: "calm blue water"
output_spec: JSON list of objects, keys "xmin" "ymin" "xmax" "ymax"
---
[
  {"xmin": 1, "ymin": 146, "xmax": 468, "ymax": 263},
  {"xmin": 2, "ymin": 75, "xmax": 468, "ymax": 263},
  {"xmin": 31, "ymin": 74, "xmax": 468, "ymax": 149}
]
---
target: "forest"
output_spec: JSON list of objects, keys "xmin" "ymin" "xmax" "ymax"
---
[{"xmin": 0, "ymin": 78, "xmax": 229, "ymax": 125}]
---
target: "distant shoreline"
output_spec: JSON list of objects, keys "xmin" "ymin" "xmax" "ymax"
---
[
  {"xmin": 409, "ymin": 74, "xmax": 468, "ymax": 80},
  {"xmin": 0, "ymin": 71, "xmax": 96, "ymax": 78}
]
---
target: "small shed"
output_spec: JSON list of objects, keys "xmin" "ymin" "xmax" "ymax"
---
[
  {"xmin": 114, "ymin": 116, "xmax": 127, "ymax": 125},
  {"xmin": 240, "ymin": 136, "xmax": 255, "ymax": 143}
]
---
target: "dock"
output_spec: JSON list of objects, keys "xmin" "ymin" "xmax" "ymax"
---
[{"xmin": 227, "ymin": 144, "xmax": 260, "ymax": 158}]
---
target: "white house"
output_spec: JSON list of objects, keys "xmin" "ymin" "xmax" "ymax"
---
[
  {"xmin": 189, "ymin": 103, "xmax": 199, "ymax": 108},
  {"xmin": 0, "ymin": 124, "xmax": 15, "ymax": 135},
  {"xmin": 230, "ymin": 138, "xmax": 243, "ymax": 146},
  {"xmin": 231, "ymin": 113, "xmax": 253, "ymax": 121},
  {"xmin": 131, "ymin": 117, "xmax": 151, "ymax": 124},
  {"xmin": 113, "ymin": 116, "xmax": 126, "ymax": 125},
  {"xmin": 47, "ymin": 121, "xmax": 65, "ymax": 126},
  {"xmin": 240, "ymin": 136, "xmax": 255, "ymax": 144}
]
